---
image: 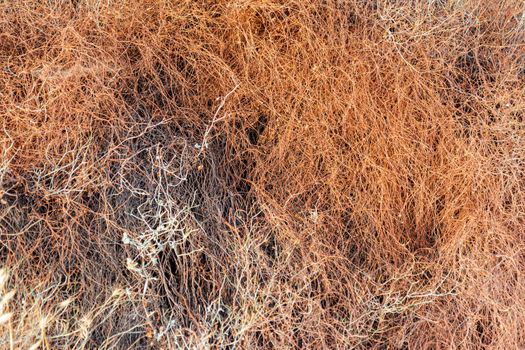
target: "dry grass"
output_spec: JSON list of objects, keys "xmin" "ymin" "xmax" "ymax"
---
[{"xmin": 0, "ymin": 0, "xmax": 524, "ymax": 349}]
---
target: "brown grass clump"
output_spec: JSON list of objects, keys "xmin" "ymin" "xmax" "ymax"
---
[{"xmin": 0, "ymin": 0, "xmax": 524, "ymax": 349}]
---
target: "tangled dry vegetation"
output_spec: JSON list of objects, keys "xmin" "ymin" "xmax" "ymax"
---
[{"xmin": 0, "ymin": 0, "xmax": 524, "ymax": 349}]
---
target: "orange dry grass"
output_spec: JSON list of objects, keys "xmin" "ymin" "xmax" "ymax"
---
[{"xmin": 0, "ymin": 0, "xmax": 524, "ymax": 349}]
